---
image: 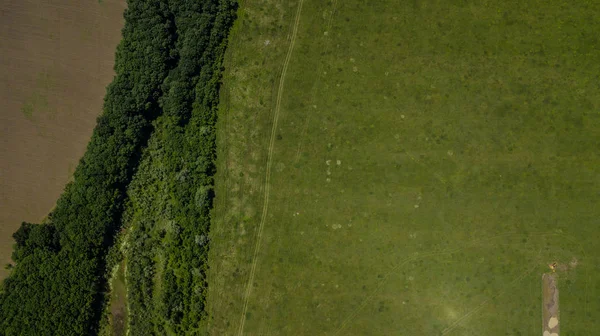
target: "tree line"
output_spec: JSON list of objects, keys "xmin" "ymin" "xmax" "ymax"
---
[
  {"xmin": 0, "ymin": 0, "xmax": 236, "ymax": 335},
  {"xmin": 122, "ymin": 0, "xmax": 236, "ymax": 334}
]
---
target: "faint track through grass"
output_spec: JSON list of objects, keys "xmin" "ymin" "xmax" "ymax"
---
[
  {"xmin": 294, "ymin": 0, "xmax": 339, "ymax": 163},
  {"xmin": 236, "ymin": 0, "xmax": 305, "ymax": 334},
  {"xmin": 333, "ymin": 231, "xmax": 582, "ymax": 335},
  {"xmin": 208, "ymin": 1, "xmax": 600, "ymax": 333},
  {"xmin": 440, "ymin": 249, "xmax": 542, "ymax": 335}
]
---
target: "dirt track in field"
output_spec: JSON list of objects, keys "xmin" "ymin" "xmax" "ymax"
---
[
  {"xmin": 542, "ymin": 273, "xmax": 560, "ymax": 336},
  {"xmin": 0, "ymin": 0, "xmax": 125, "ymax": 280}
]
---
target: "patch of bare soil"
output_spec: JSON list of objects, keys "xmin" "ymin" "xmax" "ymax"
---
[
  {"xmin": 111, "ymin": 310, "xmax": 127, "ymax": 336},
  {"xmin": 107, "ymin": 259, "xmax": 128, "ymax": 335},
  {"xmin": 0, "ymin": 0, "xmax": 126, "ymax": 280},
  {"xmin": 542, "ymin": 273, "xmax": 559, "ymax": 336}
]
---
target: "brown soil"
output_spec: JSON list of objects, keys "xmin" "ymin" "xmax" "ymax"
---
[
  {"xmin": 542, "ymin": 273, "xmax": 559, "ymax": 335},
  {"xmin": 0, "ymin": 0, "xmax": 126, "ymax": 280},
  {"xmin": 109, "ymin": 260, "xmax": 128, "ymax": 336}
]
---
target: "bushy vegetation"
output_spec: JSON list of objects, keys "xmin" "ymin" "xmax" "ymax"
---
[
  {"xmin": 123, "ymin": 1, "xmax": 236, "ymax": 334},
  {"xmin": 0, "ymin": 0, "xmax": 236, "ymax": 335}
]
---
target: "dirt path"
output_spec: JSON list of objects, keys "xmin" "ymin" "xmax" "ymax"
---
[
  {"xmin": 542, "ymin": 273, "xmax": 560, "ymax": 336},
  {"xmin": 236, "ymin": 0, "xmax": 305, "ymax": 334}
]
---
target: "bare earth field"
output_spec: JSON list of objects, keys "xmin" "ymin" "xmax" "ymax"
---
[{"xmin": 0, "ymin": 0, "xmax": 125, "ymax": 280}]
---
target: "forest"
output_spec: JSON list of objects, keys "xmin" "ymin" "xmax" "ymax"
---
[{"xmin": 0, "ymin": 0, "xmax": 236, "ymax": 335}]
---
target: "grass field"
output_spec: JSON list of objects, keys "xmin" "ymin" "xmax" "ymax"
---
[
  {"xmin": 0, "ymin": 0, "xmax": 125, "ymax": 280},
  {"xmin": 208, "ymin": 0, "xmax": 600, "ymax": 335}
]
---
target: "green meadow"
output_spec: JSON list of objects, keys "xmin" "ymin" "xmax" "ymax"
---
[{"xmin": 208, "ymin": 0, "xmax": 600, "ymax": 335}]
